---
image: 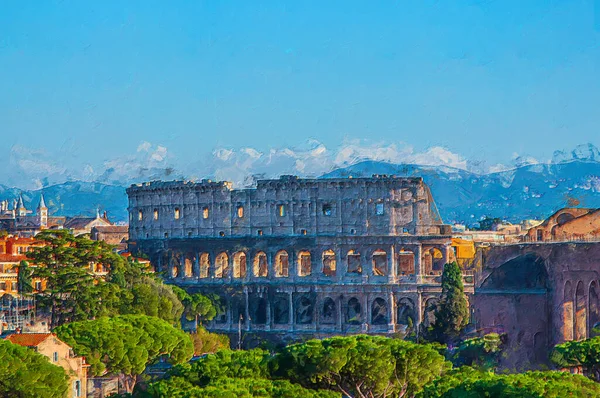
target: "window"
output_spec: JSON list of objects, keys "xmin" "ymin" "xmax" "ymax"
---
[
  {"xmin": 203, "ymin": 207, "xmax": 209, "ymax": 219},
  {"xmin": 11, "ymin": 282, "xmax": 17, "ymax": 291},
  {"xmin": 277, "ymin": 204, "xmax": 285, "ymax": 217},
  {"xmin": 53, "ymin": 352, "xmax": 58, "ymax": 362},
  {"xmin": 0, "ymin": 282, "xmax": 5, "ymax": 291},
  {"xmin": 35, "ymin": 281, "xmax": 42, "ymax": 291},
  {"xmin": 138, "ymin": 210, "xmax": 143, "ymax": 221},
  {"xmin": 257, "ymin": 229, "xmax": 263, "ymax": 236},
  {"xmin": 164, "ymin": 232, "xmax": 169, "ymax": 238},
  {"xmin": 376, "ymin": 202, "xmax": 384, "ymax": 216},
  {"xmin": 153, "ymin": 209, "xmax": 159, "ymax": 220},
  {"xmin": 74, "ymin": 380, "xmax": 81, "ymax": 397},
  {"xmin": 237, "ymin": 206, "xmax": 244, "ymax": 218},
  {"xmin": 301, "ymin": 229, "xmax": 307, "ymax": 235},
  {"xmin": 322, "ymin": 204, "xmax": 332, "ymax": 216},
  {"xmin": 174, "ymin": 208, "xmax": 180, "ymax": 219},
  {"xmin": 219, "ymin": 231, "xmax": 225, "ymax": 237}
]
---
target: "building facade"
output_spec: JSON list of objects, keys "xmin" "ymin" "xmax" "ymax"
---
[{"xmin": 127, "ymin": 175, "xmax": 474, "ymax": 340}]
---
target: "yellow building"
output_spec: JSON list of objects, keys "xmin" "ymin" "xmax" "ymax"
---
[{"xmin": 6, "ymin": 333, "xmax": 88, "ymax": 397}]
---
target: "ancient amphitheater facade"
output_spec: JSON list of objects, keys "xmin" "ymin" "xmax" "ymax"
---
[{"xmin": 127, "ymin": 175, "xmax": 473, "ymax": 339}]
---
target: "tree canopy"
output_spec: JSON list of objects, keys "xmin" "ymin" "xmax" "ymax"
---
[
  {"xmin": 427, "ymin": 262, "xmax": 469, "ymax": 344},
  {"xmin": 552, "ymin": 336, "xmax": 600, "ymax": 381},
  {"xmin": 417, "ymin": 368, "xmax": 600, "ymax": 398},
  {"xmin": 272, "ymin": 334, "xmax": 450, "ymax": 398},
  {"xmin": 55, "ymin": 314, "xmax": 194, "ymax": 393},
  {"xmin": 0, "ymin": 339, "xmax": 68, "ymax": 398}
]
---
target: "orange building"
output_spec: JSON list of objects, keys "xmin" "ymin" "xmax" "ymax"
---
[{"xmin": 525, "ymin": 208, "xmax": 600, "ymax": 242}]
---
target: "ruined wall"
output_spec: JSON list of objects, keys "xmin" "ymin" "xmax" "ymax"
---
[{"xmin": 474, "ymin": 242, "xmax": 600, "ymax": 370}]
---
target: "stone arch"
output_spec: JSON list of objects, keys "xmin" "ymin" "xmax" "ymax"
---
[
  {"xmin": 215, "ymin": 252, "xmax": 229, "ymax": 278},
  {"xmin": 533, "ymin": 331, "xmax": 547, "ymax": 363},
  {"xmin": 322, "ymin": 249, "xmax": 336, "ymax": 277},
  {"xmin": 184, "ymin": 254, "xmax": 194, "ymax": 278},
  {"xmin": 199, "ymin": 253, "xmax": 210, "ymax": 278},
  {"xmin": 232, "ymin": 252, "xmax": 247, "ymax": 278},
  {"xmin": 273, "ymin": 295, "xmax": 289, "ymax": 324},
  {"xmin": 346, "ymin": 297, "xmax": 362, "ymax": 325},
  {"xmin": 347, "ymin": 250, "xmax": 362, "ymax": 274},
  {"xmin": 430, "ymin": 248, "xmax": 445, "ymax": 272},
  {"xmin": 295, "ymin": 295, "xmax": 314, "ymax": 324},
  {"xmin": 563, "ymin": 280, "xmax": 574, "ymax": 341},
  {"xmin": 274, "ymin": 250, "xmax": 289, "ymax": 277},
  {"xmin": 251, "ymin": 296, "xmax": 268, "ymax": 325},
  {"xmin": 397, "ymin": 298, "xmax": 416, "ymax": 327},
  {"xmin": 171, "ymin": 252, "xmax": 182, "ymax": 278},
  {"xmin": 398, "ymin": 249, "xmax": 415, "ymax": 275},
  {"xmin": 423, "ymin": 298, "xmax": 438, "ymax": 328},
  {"xmin": 556, "ymin": 212, "xmax": 575, "ymax": 226},
  {"xmin": 298, "ymin": 250, "xmax": 312, "ymax": 276},
  {"xmin": 321, "ymin": 297, "xmax": 337, "ymax": 325},
  {"xmin": 590, "ymin": 281, "xmax": 600, "ymax": 335},
  {"xmin": 372, "ymin": 249, "xmax": 388, "ymax": 276},
  {"xmin": 253, "ymin": 251, "xmax": 268, "ymax": 277},
  {"xmin": 575, "ymin": 281, "xmax": 587, "ymax": 340},
  {"xmin": 371, "ymin": 297, "xmax": 388, "ymax": 325}
]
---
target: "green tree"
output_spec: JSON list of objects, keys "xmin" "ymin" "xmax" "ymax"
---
[
  {"xmin": 417, "ymin": 368, "xmax": 600, "ymax": 398},
  {"xmin": 0, "ymin": 339, "xmax": 69, "ymax": 397},
  {"xmin": 451, "ymin": 333, "xmax": 504, "ymax": 371},
  {"xmin": 16, "ymin": 260, "xmax": 33, "ymax": 294},
  {"xmin": 189, "ymin": 327, "xmax": 230, "ymax": 356},
  {"xmin": 427, "ymin": 262, "xmax": 469, "ymax": 344},
  {"xmin": 171, "ymin": 285, "xmax": 218, "ymax": 325},
  {"xmin": 272, "ymin": 335, "xmax": 449, "ymax": 398},
  {"xmin": 55, "ymin": 314, "xmax": 194, "ymax": 393},
  {"xmin": 552, "ymin": 336, "xmax": 600, "ymax": 381}
]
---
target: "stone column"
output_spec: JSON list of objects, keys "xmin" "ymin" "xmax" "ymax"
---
[
  {"xmin": 414, "ymin": 245, "xmax": 422, "ymax": 283},
  {"xmin": 388, "ymin": 245, "xmax": 396, "ymax": 283},
  {"xmin": 388, "ymin": 292, "xmax": 396, "ymax": 333},
  {"xmin": 363, "ymin": 294, "xmax": 370, "ymax": 332},
  {"xmin": 244, "ymin": 287, "xmax": 250, "ymax": 330},
  {"xmin": 288, "ymin": 292, "xmax": 295, "ymax": 331},
  {"xmin": 266, "ymin": 300, "xmax": 272, "ymax": 331},
  {"xmin": 443, "ymin": 244, "xmax": 451, "ymax": 265},
  {"xmin": 337, "ymin": 296, "xmax": 343, "ymax": 332},
  {"xmin": 194, "ymin": 252, "xmax": 200, "ymax": 280}
]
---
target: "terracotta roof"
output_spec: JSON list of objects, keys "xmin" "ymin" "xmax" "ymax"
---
[
  {"xmin": 92, "ymin": 225, "xmax": 128, "ymax": 233},
  {"xmin": 0, "ymin": 254, "xmax": 27, "ymax": 263},
  {"xmin": 6, "ymin": 333, "xmax": 52, "ymax": 347},
  {"xmin": 64, "ymin": 216, "xmax": 111, "ymax": 229}
]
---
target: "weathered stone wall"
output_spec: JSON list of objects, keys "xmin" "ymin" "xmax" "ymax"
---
[{"xmin": 474, "ymin": 242, "xmax": 600, "ymax": 370}]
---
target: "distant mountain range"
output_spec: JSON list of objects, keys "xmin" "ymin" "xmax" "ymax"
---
[{"xmin": 3, "ymin": 158, "xmax": 600, "ymax": 226}]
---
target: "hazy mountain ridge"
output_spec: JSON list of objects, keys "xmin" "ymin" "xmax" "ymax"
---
[{"xmin": 3, "ymin": 157, "xmax": 600, "ymax": 226}]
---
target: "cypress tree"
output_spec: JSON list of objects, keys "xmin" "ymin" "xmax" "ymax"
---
[{"xmin": 429, "ymin": 261, "xmax": 469, "ymax": 344}]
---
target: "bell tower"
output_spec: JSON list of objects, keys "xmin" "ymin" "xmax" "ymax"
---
[{"xmin": 37, "ymin": 194, "xmax": 48, "ymax": 228}]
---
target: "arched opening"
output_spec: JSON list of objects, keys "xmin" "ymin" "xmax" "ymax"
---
[
  {"xmin": 536, "ymin": 229, "xmax": 543, "ymax": 241},
  {"xmin": 590, "ymin": 281, "xmax": 600, "ymax": 336},
  {"xmin": 575, "ymin": 281, "xmax": 587, "ymax": 340},
  {"xmin": 184, "ymin": 254, "xmax": 194, "ymax": 278},
  {"xmin": 232, "ymin": 252, "xmax": 247, "ymax": 278},
  {"xmin": 372, "ymin": 249, "xmax": 388, "ymax": 276},
  {"xmin": 557, "ymin": 212, "xmax": 575, "ymax": 226},
  {"xmin": 431, "ymin": 248, "xmax": 445, "ymax": 272},
  {"xmin": 295, "ymin": 295, "xmax": 314, "ymax": 324},
  {"xmin": 199, "ymin": 253, "xmax": 210, "ymax": 278},
  {"xmin": 322, "ymin": 250, "xmax": 336, "ymax": 277},
  {"xmin": 274, "ymin": 250, "xmax": 289, "ymax": 277},
  {"xmin": 423, "ymin": 298, "xmax": 438, "ymax": 328},
  {"xmin": 347, "ymin": 250, "xmax": 362, "ymax": 274},
  {"xmin": 252, "ymin": 297, "xmax": 268, "ymax": 325},
  {"xmin": 346, "ymin": 297, "xmax": 362, "ymax": 325},
  {"xmin": 253, "ymin": 252, "xmax": 268, "ymax": 277},
  {"xmin": 298, "ymin": 251, "xmax": 311, "ymax": 276},
  {"xmin": 371, "ymin": 298, "xmax": 388, "ymax": 325},
  {"xmin": 398, "ymin": 249, "xmax": 415, "ymax": 275},
  {"xmin": 563, "ymin": 281, "xmax": 574, "ymax": 341},
  {"xmin": 397, "ymin": 298, "xmax": 416, "ymax": 330},
  {"xmin": 171, "ymin": 253, "xmax": 182, "ymax": 278},
  {"xmin": 533, "ymin": 332, "xmax": 547, "ymax": 363},
  {"xmin": 273, "ymin": 295, "xmax": 289, "ymax": 324},
  {"xmin": 321, "ymin": 298, "xmax": 336, "ymax": 325},
  {"xmin": 215, "ymin": 252, "xmax": 229, "ymax": 278}
]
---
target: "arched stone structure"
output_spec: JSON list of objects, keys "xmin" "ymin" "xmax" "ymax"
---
[
  {"xmin": 347, "ymin": 297, "xmax": 362, "ymax": 325},
  {"xmin": 322, "ymin": 250, "xmax": 336, "ymax": 277},
  {"xmin": 397, "ymin": 298, "xmax": 416, "ymax": 329},
  {"xmin": 199, "ymin": 252, "xmax": 210, "ymax": 278},
  {"xmin": 347, "ymin": 250, "xmax": 362, "ymax": 274},
  {"xmin": 563, "ymin": 280, "xmax": 574, "ymax": 341},
  {"xmin": 295, "ymin": 295, "xmax": 314, "ymax": 324},
  {"xmin": 298, "ymin": 251, "xmax": 312, "ymax": 276},
  {"xmin": 274, "ymin": 250, "xmax": 289, "ymax": 277},
  {"xmin": 321, "ymin": 297, "xmax": 337, "ymax": 325},
  {"xmin": 371, "ymin": 297, "xmax": 388, "ymax": 325},
  {"xmin": 215, "ymin": 252, "xmax": 229, "ymax": 278},
  {"xmin": 232, "ymin": 252, "xmax": 247, "ymax": 278},
  {"xmin": 253, "ymin": 251, "xmax": 268, "ymax": 277},
  {"xmin": 398, "ymin": 249, "xmax": 415, "ymax": 275},
  {"xmin": 590, "ymin": 281, "xmax": 600, "ymax": 334},
  {"xmin": 575, "ymin": 281, "xmax": 587, "ymax": 340},
  {"xmin": 372, "ymin": 249, "xmax": 388, "ymax": 276},
  {"xmin": 273, "ymin": 295, "xmax": 289, "ymax": 324}
]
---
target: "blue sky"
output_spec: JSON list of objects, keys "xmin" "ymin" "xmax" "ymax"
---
[{"xmin": 1, "ymin": 1, "xmax": 599, "ymax": 187}]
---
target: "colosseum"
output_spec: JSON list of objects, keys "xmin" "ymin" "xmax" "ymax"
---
[{"xmin": 127, "ymin": 175, "xmax": 474, "ymax": 341}]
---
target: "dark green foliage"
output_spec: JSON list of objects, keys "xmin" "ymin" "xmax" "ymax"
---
[
  {"xmin": 189, "ymin": 326, "xmax": 230, "ymax": 356},
  {"xmin": 55, "ymin": 314, "xmax": 194, "ymax": 393},
  {"xmin": 0, "ymin": 338, "xmax": 69, "ymax": 397},
  {"xmin": 17, "ymin": 260, "xmax": 33, "ymax": 294},
  {"xmin": 171, "ymin": 285, "xmax": 218, "ymax": 324},
  {"xmin": 417, "ymin": 368, "xmax": 600, "ymax": 398},
  {"xmin": 145, "ymin": 349, "xmax": 338, "ymax": 398},
  {"xmin": 272, "ymin": 334, "xmax": 449, "ymax": 398},
  {"xmin": 451, "ymin": 333, "xmax": 504, "ymax": 371},
  {"xmin": 427, "ymin": 262, "xmax": 469, "ymax": 344},
  {"xmin": 552, "ymin": 336, "xmax": 600, "ymax": 381}
]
